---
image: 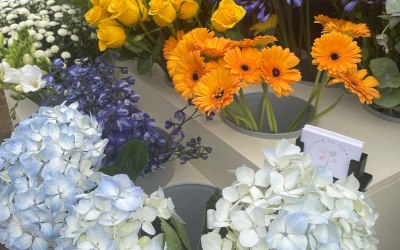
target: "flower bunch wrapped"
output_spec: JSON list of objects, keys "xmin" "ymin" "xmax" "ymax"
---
[
  {"xmin": 0, "ymin": 0, "xmax": 97, "ymax": 60},
  {"xmin": 0, "ymin": 102, "xmax": 108, "ymax": 249},
  {"xmin": 58, "ymin": 174, "xmax": 187, "ymax": 249},
  {"xmin": 43, "ymin": 55, "xmax": 211, "ymax": 174},
  {"xmin": 201, "ymin": 140, "xmax": 379, "ymax": 250}
]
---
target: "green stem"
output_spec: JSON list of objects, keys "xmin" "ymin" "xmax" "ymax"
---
[
  {"xmin": 263, "ymin": 85, "xmax": 278, "ymax": 133},
  {"xmin": 287, "ymin": 70, "xmax": 322, "ymax": 132},
  {"xmin": 312, "ymin": 71, "xmax": 330, "ymax": 117},
  {"xmin": 239, "ymin": 89, "xmax": 258, "ymax": 131},
  {"xmin": 258, "ymin": 92, "xmax": 267, "ymax": 132},
  {"xmin": 224, "ymin": 106, "xmax": 254, "ymax": 129},
  {"xmin": 127, "ymin": 39, "xmax": 153, "ymax": 54},
  {"xmin": 310, "ymin": 94, "xmax": 345, "ymax": 123},
  {"xmin": 138, "ymin": 22, "xmax": 156, "ymax": 44}
]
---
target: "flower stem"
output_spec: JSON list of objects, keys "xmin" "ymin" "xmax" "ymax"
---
[
  {"xmin": 262, "ymin": 84, "xmax": 278, "ymax": 133},
  {"xmin": 312, "ymin": 71, "xmax": 330, "ymax": 117},
  {"xmin": 239, "ymin": 89, "xmax": 258, "ymax": 131},
  {"xmin": 138, "ymin": 22, "xmax": 156, "ymax": 44},
  {"xmin": 310, "ymin": 94, "xmax": 344, "ymax": 123},
  {"xmin": 287, "ymin": 70, "xmax": 322, "ymax": 132}
]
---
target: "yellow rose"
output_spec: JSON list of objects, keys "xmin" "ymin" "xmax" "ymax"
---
[
  {"xmin": 137, "ymin": 0, "xmax": 149, "ymax": 21},
  {"xmin": 108, "ymin": 0, "xmax": 140, "ymax": 26},
  {"xmin": 85, "ymin": 6, "xmax": 110, "ymax": 26},
  {"xmin": 211, "ymin": 0, "xmax": 246, "ymax": 32},
  {"xmin": 171, "ymin": 0, "xmax": 198, "ymax": 20},
  {"xmin": 97, "ymin": 19, "xmax": 127, "ymax": 51},
  {"xmin": 149, "ymin": 0, "xmax": 176, "ymax": 27},
  {"xmin": 98, "ymin": 0, "xmax": 112, "ymax": 9}
]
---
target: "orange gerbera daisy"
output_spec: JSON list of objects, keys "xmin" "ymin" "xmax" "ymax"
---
[
  {"xmin": 205, "ymin": 58, "xmax": 225, "ymax": 73},
  {"xmin": 311, "ymin": 32, "xmax": 361, "ymax": 75},
  {"xmin": 163, "ymin": 30, "xmax": 186, "ymax": 60},
  {"xmin": 260, "ymin": 46, "xmax": 301, "ymax": 97},
  {"xmin": 195, "ymin": 37, "xmax": 237, "ymax": 58},
  {"xmin": 192, "ymin": 68, "xmax": 242, "ymax": 115},
  {"xmin": 330, "ymin": 69, "xmax": 380, "ymax": 104},
  {"xmin": 238, "ymin": 35, "xmax": 277, "ymax": 47},
  {"xmin": 323, "ymin": 21, "xmax": 371, "ymax": 38},
  {"xmin": 167, "ymin": 40, "xmax": 197, "ymax": 76},
  {"xmin": 314, "ymin": 14, "xmax": 344, "ymax": 26},
  {"xmin": 172, "ymin": 51, "xmax": 206, "ymax": 100},
  {"xmin": 224, "ymin": 47, "xmax": 262, "ymax": 87},
  {"xmin": 182, "ymin": 28, "xmax": 215, "ymax": 47}
]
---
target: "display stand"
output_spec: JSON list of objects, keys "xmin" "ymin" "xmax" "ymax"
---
[{"xmin": 295, "ymin": 137, "xmax": 373, "ymax": 191}]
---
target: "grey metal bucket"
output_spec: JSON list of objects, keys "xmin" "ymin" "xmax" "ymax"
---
[
  {"xmin": 362, "ymin": 104, "xmax": 400, "ymax": 124},
  {"xmin": 222, "ymin": 92, "xmax": 314, "ymax": 139},
  {"xmin": 163, "ymin": 184, "xmax": 217, "ymax": 249}
]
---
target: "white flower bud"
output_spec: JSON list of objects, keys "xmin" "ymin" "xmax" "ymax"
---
[
  {"xmin": 46, "ymin": 36, "xmax": 55, "ymax": 43},
  {"xmin": 9, "ymin": 23, "xmax": 18, "ymax": 30},
  {"xmin": 23, "ymin": 54, "xmax": 34, "ymax": 65},
  {"xmin": 15, "ymin": 85, "xmax": 23, "ymax": 92},
  {"xmin": 70, "ymin": 35, "xmax": 79, "ymax": 41},
  {"xmin": 54, "ymin": 12, "xmax": 63, "ymax": 18},
  {"xmin": 50, "ymin": 45, "xmax": 59, "ymax": 53},
  {"xmin": 57, "ymin": 28, "xmax": 68, "ymax": 36},
  {"xmin": 61, "ymin": 51, "xmax": 71, "ymax": 59},
  {"xmin": 33, "ymin": 50, "xmax": 45, "ymax": 58}
]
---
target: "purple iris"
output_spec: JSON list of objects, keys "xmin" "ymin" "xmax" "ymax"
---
[
  {"xmin": 341, "ymin": 0, "xmax": 359, "ymax": 11},
  {"xmin": 234, "ymin": 0, "xmax": 270, "ymax": 22}
]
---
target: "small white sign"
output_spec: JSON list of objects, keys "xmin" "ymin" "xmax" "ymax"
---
[{"xmin": 300, "ymin": 125, "xmax": 364, "ymax": 179}]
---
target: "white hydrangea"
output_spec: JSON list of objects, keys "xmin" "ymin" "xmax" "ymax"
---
[
  {"xmin": 0, "ymin": 61, "xmax": 46, "ymax": 92},
  {"xmin": 0, "ymin": 102, "xmax": 108, "ymax": 250},
  {"xmin": 58, "ymin": 174, "xmax": 178, "ymax": 250},
  {"xmin": 0, "ymin": 0, "xmax": 96, "ymax": 59},
  {"xmin": 202, "ymin": 139, "xmax": 379, "ymax": 250}
]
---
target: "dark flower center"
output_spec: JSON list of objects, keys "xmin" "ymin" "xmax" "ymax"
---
[
  {"xmin": 214, "ymin": 89, "xmax": 224, "ymax": 99},
  {"xmin": 241, "ymin": 64, "xmax": 250, "ymax": 71},
  {"xmin": 272, "ymin": 68, "xmax": 280, "ymax": 77},
  {"xmin": 192, "ymin": 72, "xmax": 199, "ymax": 81},
  {"xmin": 330, "ymin": 52, "xmax": 339, "ymax": 61}
]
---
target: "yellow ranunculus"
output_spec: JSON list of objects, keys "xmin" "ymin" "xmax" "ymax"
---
[
  {"xmin": 85, "ymin": 6, "xmax": 110, "ymax": 26},
  {"xmin": 97, "ymin": 19, "xmax": 127, "ymax": 51},
  {"xmin": 171, "ymin": 0, "xmax": 198, "ymax": 20},
  {"xmin": 211, "ymin": 0, "xmax": 246, "ymax": 32},
  {"xmin": 149, "ymin": 0, "xmax": 177, "ymax": 27},
  {"xmin": 108, "ymin": 0, "xmax": 140, "ymax": 26}
]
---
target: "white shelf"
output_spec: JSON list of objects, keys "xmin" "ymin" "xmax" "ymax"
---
[{"xmin": 120, "ymin": 60, "xmax": 400, "ymax": 190}]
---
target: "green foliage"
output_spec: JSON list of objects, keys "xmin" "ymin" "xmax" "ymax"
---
[
  {"xmin": 370, "ymin": 57, "xmax": 400, "ymax": 88},
  {"xmin": 0, "ymin": 28, "xmax": 35, "ymax": 68},
  {"xmin": 170, "ymin": 216, "xmax": 192, "ymax": 250},
  {"xmin": 101, "ymin": 139, "xmax": 148, "ymax": 181},
  {"xmin": 160, "ymin": 219, "xmax": 184, "ymax": 250},
  {"xmin": 374, "ymin": 88, "xmax": 400, "ymax": 108},
  {"xmin": 199, "ymin": 189, "xmax": 223, "ymax": 250}
]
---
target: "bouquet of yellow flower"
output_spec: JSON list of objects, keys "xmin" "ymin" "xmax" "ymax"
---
[{"xmin": 165, "ymin": 15, "xmax": 381, "ymax": 134}]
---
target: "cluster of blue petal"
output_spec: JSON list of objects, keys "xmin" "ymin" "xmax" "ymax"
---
[{"xmin": 42, "ymin": 55, "xmax": 211, "ymax": 174}]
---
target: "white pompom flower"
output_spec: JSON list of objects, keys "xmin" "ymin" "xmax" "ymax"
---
[
  {"xmin": 202, "ymin": 139, "xmax": 379, "ymax": 250},
  {"xmin": 0, "ymin": 102, "xmax": 108, "ymax": 249}
]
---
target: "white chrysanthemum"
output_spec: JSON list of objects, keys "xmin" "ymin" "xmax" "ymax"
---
[
  {"xmin": 0, "ymin": 102, "xmax": 108, "ymax": 250},
  {"xmin": 0, "ymin": 0, "xmax": 96, "ymax": 59},
  {"xmin": 58, "ymin": 174, "xmax": 176, "ymax": 249},
  {"xmin": 202, "ymin": 139, "xmax": 379, "ymax": 250}
]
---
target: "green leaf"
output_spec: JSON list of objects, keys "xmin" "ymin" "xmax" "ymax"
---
[
  {"xmin": 386, "ymin": 0, "xmax": 400, "ymax": 15},
  {"xmin": 132, "ymin": 34, "xmax": 146, "ymax": 42},
  {"xmin": 170, "ymin": 216, "xmax": 192, "ymax": 250},
  {"xmin": 137, "ymin": 56, "xmax": 152, "ymax": 74},
  {"xmin": 124, "ymin": 41, "xmax": 144, "ymax": 55},
  {"xmin": 200, "ymin": 190, "xmax": 222, "ymax": 236},
  {"xmin": 152, "ymin": 33, "xmax": 167, "ymax": 61},
  {"xmin": 100, "ymin": 139, "xmax": 148, "ymax": 181},
  {"xmin": 377, "ymin": 75, "xmax": 400, "ymax": 88},
  {"xmin": 370, "ymin": 57, "xmax": 398, "ymax": 77},
  {"xmin": 395, "ymin": 41, "xmax": 400, "ymax": 54},
  {"xmin": 223, "ymin": 31, "xmax": 244, "ymax": 41},
  {"xmin": 161, "ymin": 219, "xmax": 184, "ymax": 250},
  {"xmin": 374, "ymin": 88, "xmax": 400, "ymax": 108}
]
